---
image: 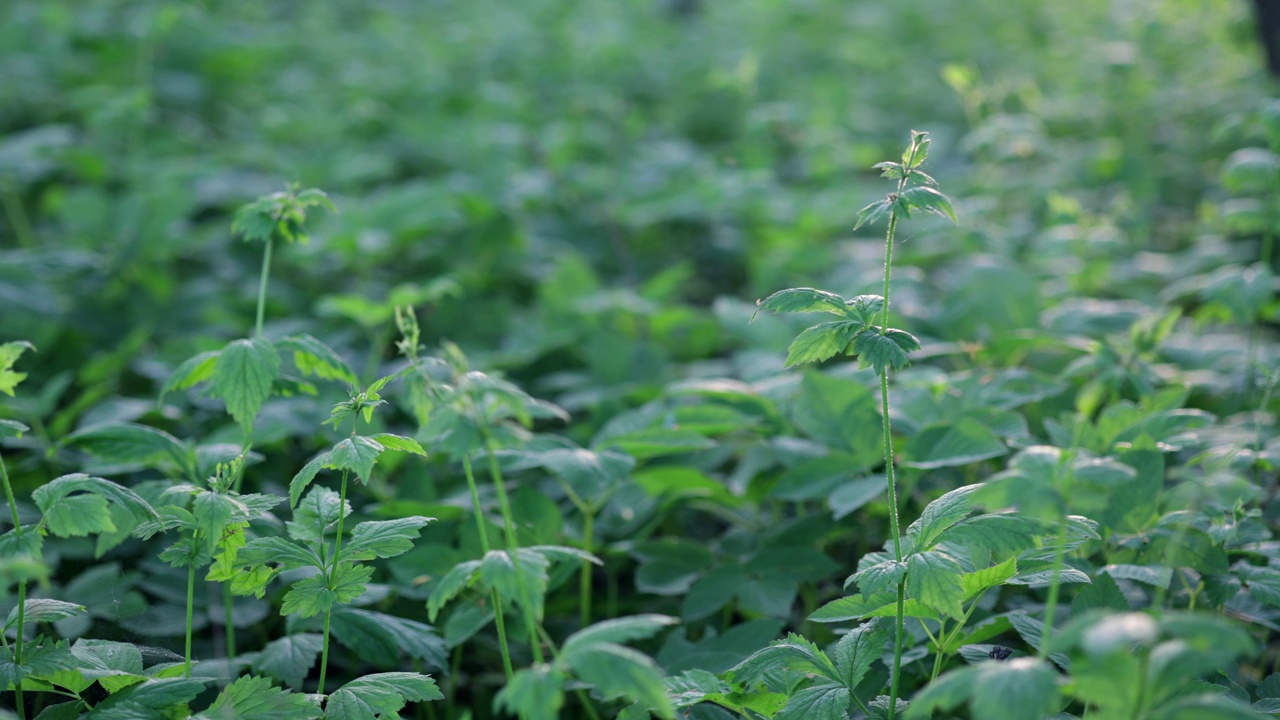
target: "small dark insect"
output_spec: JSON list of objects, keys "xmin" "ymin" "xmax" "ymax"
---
[{"xmin": 988, "ymin": 645, "xmax": 1013, "ymax": 661}]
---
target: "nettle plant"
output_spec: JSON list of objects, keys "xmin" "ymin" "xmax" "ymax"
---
[{"xmin": 706, "ymin": 132, "xmax": 1275, "ymax": 720}]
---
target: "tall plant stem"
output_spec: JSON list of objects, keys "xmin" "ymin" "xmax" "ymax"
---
[
  {"xmin": 579, "ymin": 509, "xmax": 594, "ymax": 628},
  {"xmin": 317, "ymin": 468, "xmax": 350, "ymax": 696},
  {"xmin": 462, "ymin": 455, "xmax": 515, "ymax": 680},
  {"xmin": 482, "ymin": 432, "xmax": 545, "ymax": 664},
  {"xmin": 0, "ymin": 182, "xmax": 36, "ymax": 249},
  {"xmin": 2, "ymin": 453, "xmax": 27, "ymax": 720},
  {"xmin": 254, "ymin": 237, "xmax": 274, "ymax": 338},
  {"xmin": 1039, "ymin": 428, "xmax": 1081, "ymax": 657},
  {"xmin": 184, "ymin": 562, "xmax": 196, "ymax": 678},
  {"xmin": 881, "ymin": 170, "xmax": 910, "ymax": 720}
]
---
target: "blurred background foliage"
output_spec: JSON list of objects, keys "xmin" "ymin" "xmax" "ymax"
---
[{"xmin": 0, "ymin": 0, "xmax": 1273, "ymax": 477}]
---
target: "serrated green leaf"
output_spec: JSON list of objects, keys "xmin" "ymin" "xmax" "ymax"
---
[
  {"xmin": 0, "ymin": 341, "xmax": 34, "ymax": 396},
  {"xmin": 192, "ymin": 491, "xmax": 241, "ymax": 553},
  {"xmin": 754, "ymin": 288, "xmax": 854, "ymax": 318},
  {"xmin": 808, "ymin": 593, "xmax": 898, "ymax": 623},
  {"xmin": 784, "ymin": 322, "xmax": 862, "ymax": 367},
  {"xmin": 565, "ymin": 644, "xmax": 672, "ymax": 717},
  {"xmin": 938, "ymin": 513, "xmax": 1041, "ymax": 556},
  {"xmin": 367, "ymin": 433, "xmax": 426, "ymax": 457},
  {"xmin": 280, "ymin": 564, "xmax": 372, "ymax": 618},
  {"xmin": 274, "ymin": 334, "xmax": 357, "ymax": 385},
  {"xmin": 905, "ymin": 665, "xmax": 978, "ymax": 719},
  {"xmin": 854, "ymin": 200, "xmax": 894, "ymax": 230},
  {"xmin": 197, "ymin": 675, "xmax": 321, "ymax": 720},
  {"xmin": 853, "ymin": 330, "xmax": 911, "ymax": 374},
  {"xmin": 850, "ymin": 559, "xmax": 907, "ymax": 595},
  {"xmin": 288, "ymin": 486, "xmax": 348, "ymax": 542},
  {"xmin": 289, "ymin": 451, "xmax": 335, "ymax": 508},
  {"xmin": 562, "ymin": 615, "xmax": 679, "ymax": 661},
  {"xmin": 970, "ymin": 658, "xmax": 1060, "ymax": 720},
  {"xmin": 909, "ymin": 484, "xmax": 983, "ymax": 549},
  {"xmin": 5, "ymin": 599, "xmax": 85, "ymax": 631},
  {"xmin": 832, "ymin": 618, "xmax": 889, "ymax": 690},
  {"xmin": 776, "ymin": 683, "xmax": 849, "ymax": 720},
  {"xmin": 1072, "ymin": 572, "xmax": 1129, "ymax": 614},
  {"xmin": 426, "ymin": 559, "xmax": 482, "ymax": 622},
  {"xmin": 339, "ymin": 516, "xmax": 433, "ymax": 562},
  {"xmin": 329, "ymin": 436, "xmax": 385, "ymax": 484},
  {"xmin": 33, "ymin": 474, "xmax": 158, "ymax": 526},
  {"xmin": 1101, "ymin": 563, "xmax": 1172, "ymax": 589},
  {"xmin": 325, "ymin": 672, "xmax": 442, "ymax": 720},
  {"xmin": 239, "ymin": 536, "xmax": 323, "ymax": 571},
  {"xmin": 908, "ymin": 551, "xmax": 966, "ymax": 620},
  {"xmin": 730, "ymin": 633, "xmax": 840, "ymax": 687},
  {"xmin": 63, "ymin": 423, "xmax": 198, "ymax": 480},
  {"xmin": 43, "ymin": 494, "xmax": 114, "ymax": 537},
  {"xmin": 212, "ymin": 337, "xmax": 281, "ymax": 433},
  {"xmin": 898, "ymin": 185, "xmax": 957, "ymax": 223},
  {"xmin": 251, "ymin": 634, "xmax": 324, "ymax": 691},
  {"xmin": 329, "ymin": 608, "xmax": 448, "ymax": 671},
  {"xmin": 961, "ymin": 557, "xmax": 1018, "ymax": 600},
  {"xmin": 494, "ymin": 667, "xmax": 565, "ymax": 720},
  {"xmin": 160, "ymin": 350, "xmax": 220, "ymax": 399}
]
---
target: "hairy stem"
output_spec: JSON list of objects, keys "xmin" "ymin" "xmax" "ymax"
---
[
  {"xmin": 254, "ymin": 237, "xmax": 274, "ymax": 338},
  {"xmin": 462, "ymin": 455, "xmax": 515, "ymax": 680}
]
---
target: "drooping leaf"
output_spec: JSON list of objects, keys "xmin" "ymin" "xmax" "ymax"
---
[
  {"xmin": 783, "ymin": 322, "xmax": 862, "ymax": 367},
  {"xmin": 324, "ymin": 672, "xmax": 442, "ymax": 720},
  {"xmin": 0, "ymin": 341, "xmax": 35, "ymax": 396},
  {"xmin": 565, "ymin": 643, "xmax": 673, "ymax": 717},
  {"xmin": 909, "ymin": 484, "xmax": 984, "ymax": 549},
  {"xmin": 854, "ymin": 200, "xmax": 894, "ymax": 230},
  {"xmin": 969, "ymin": 657, "xmax": 1060, "ymax": 720},
  {"xmin": 339, "ymin": 517, "xmax": 434, "ymax": 562},
  {"xmin": 494, "ymin": 667, "xmax": 566, "ymax": 720},
  {"xmin": 329, "ymin": 608, "xmax": 449, "ymax": 671},
  {"xmin": 274, "ymin": 334, "xmax": 357, "ymax": 385},
  {"xmin": 853, "ymin": 330, "xmax": 912, "ymax": 374},
  {"xmin": 43, "ymin": 494, "xmax": 114, "ymax": 537},
  {"xmin": 160, "ymin": 350, "xmax": 221, "ymax": 399},
  {"xmin": 831, "ymin": 618, "xmax": 889, "ymax": 690},
  {"xmin": 908, "ymin": 551, "xmax": 966, "ymax": 620},
  {"xmin": 252, "ymin": 634, "xmax": 324, "ymax": 690},
  {"xmin": 280, "ymin": 564, "xmax": 373, "ymax": 618},
  {"xmin": 0, "ymin": 419, "xmax": 28, "ymax": 439},
  {"xmin": 88, "ymin": 676, "xmax": 208, "ymax": 713},
  {"xmin": 32, "ymin": 474, "xmax": 158, "ymax": 526},
  {"xmin": 808, "ymin": 593, "xmax": 898, "ymax": 624},
  {"xmin": 211, "ymin": 337, "xmax": 281, "ymax": 433},
  {"xmin": 754, "ymin": 288, "xmax": 854, "ymax": 319},
  {"xmin": 329, "ymin": 436, "xmax": 386, "ymax": 484},
  {"xmin": 775, "ymin": 683, "xmax": 849, "ymax": 720},
  {"xmin": 5, "ymin": 599, "xmax": 85, "ymax": 631},
  {"xmin": 197, "ymin": 675, "xmax": 321, "ymax": 720},
  {"xmin": 562, "ymin": 615, "xmax": 679, "ymax": 660},
  {"xmin": 902, "ymin": 419, "xmax": 1007, "ymax": 470},
  {"xmin": 367, "ymin": 433, "xmax": 426, "ymax": 457},
  {"xmin": 239, "ymin": 537, "xmax": 324, "ymax": 571},
  {"xmin": 289, "ymin": 451, "xmax": 335, "ymax": 508},
  {"xmin": 897, "ymin": 185, "xmax": 958, "ymax": 223},
  {"xmin": 730, "ymin": 633, "xmax": 840, "ymax": 687},
  {"xmin": 63, "ymin": 423, "xmax": 198, "ymax": 480}
]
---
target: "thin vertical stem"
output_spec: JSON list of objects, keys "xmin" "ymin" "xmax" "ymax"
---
[
  {"xmin": 317, "ymin": 469, "xmax": 350, "ymax": 696},
  {"xmin": 254, "ymin": 238, "xmax": 274, "ymax": 338},
  {"xmin": 0, "ymin": 183, "xmax": 36, "ymax": 249},
  {"xmin": 462, "ymin": 455, "xmax": 515, "ymax": 680},
  {"xmin": 1, "ymin": 452, "xmax": 27, "ymax": 719},
  {"xmin": 579, "ymin": 510, "xmax": 594, "ymax": 628},
  {"xmin": 482, "ymin": 433, "xmax": 545, "ymax": 664},
  {"xmin": 318, "ymin": 610, "xmax": 332, "ymax": 695},
  {"xmin": 184, "ymin": 562, "xmax": 195, "ymax": 678}
]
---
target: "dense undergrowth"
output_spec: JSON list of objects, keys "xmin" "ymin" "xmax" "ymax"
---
[{"xmin": 2, "ymin": 0, "xmax": 1280, "ymax": 718}]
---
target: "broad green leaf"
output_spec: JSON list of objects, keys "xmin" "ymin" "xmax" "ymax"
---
[
  {"xmin": 792, "ymin": 373, "xmax": 882, "ymax": 466},
  {"xmin": 329, "ymin": 435, "xmax": 385, "ymax": 484},
  {"xmin": 339, "ymin": 516, "xmax": 433, "ymax": 562},
  {"xmin": 853, "ymin": 330, "xmax": 911, "ymax": 374},
  {"xmin": 426, "ymin": 559, "xmax": 482, "ymax": 621},
  {"xmin": 775, "ymin": 683, "xmax": 849, "ymax": 720},
  {"xmin": 938, "ymin": 513, "xmax": 1040, "ymax": 556},
  {"xmin": 1072, "ymin": 572, "xmax": 1129, "ymax": 614},
  {"xmin": 903, "ymin": 419, "xmax": 1007, "ymax": 470},
  {"xmin": 850, "ymin": 559, "xmax": 907, "ymax": 595},
  {"xmin": 239, "ymin": 537, "xmax": 324, "ymax": 570},
  {"xmin": 808, "ymin": 593, "xmax": 898, "ymax": 623},
  {"xmin": 908, "ymin": 551, "xmax": 966, "ymax": 620},
  {"xmin": 43, "ymin": 494, "xmax": 114, "ymax": 537},
  {"xmin": 63, "ymin": 423, "xmax": 197, "ymax": 480},
  {"xmin": 832, "ymin": 618, "xmax": 889, "ymax": 690},
  {"xmin": 89, "ymin": 677, "xmax": 208, "ymax": 713},
  {"xmin": 192, "ymin": 491, "xmax": 242, "ymax": 553},
  {"xmin": 909, "ymin": 484, "xmax": 983, "ymax": 549},
  {"xmin": 33, "ymin": 474, "xmax": 157, "ymax": 525},
  {"xmin": 367, "ymin": 433, "xmax": 427, "ymax": 457},
  {"xmin": 754, "ymin": 288, "xmax": 854, "ymax": 318},
  {"xmin": 288, "ymin": 486, "xmax": 348, "ymax": 542},
  {"xmin": 274, "ymin": 334, "xmax": 357, "ymax": 385},
  {"xmin": 783, "ymin": 321, "xmax": 861, "ymax": 367},
  {"xmin": 5, "ymin": 599, "xmax": 85, "ymax": 631},
  {"xmin": 329, "ymin": 608, "xmax": 448, "ymax": 671},
  {"xmin": 731, "ymin": 633, "xmax": 840, "ymax": 686},
  {"xmin": 968, "ymin": 658, "xmax": 1060, "ymax": 720},
  {"xmin": 198, "ymin": 675, "xmax": 321, "ymax": 720},
  {"xmin": 212, "ymin": 337, "xmax": 281, "ymax": 433},
  {"xmin": 0, "ymin": 341, "xmax": 34, "ymax": 396},
  {"xmin": 961, "ymin": 557, "xmax": 1018, "ymax": 600},
  {"xmin": 897, "ymin": 185, "xmax": 958, "ymax": 223},
  {"xmin": 160, "ymin": 350, "xmax": 220, "ymax": 398},
  {"xmin": 68, "ymin": 639, "xmax": 145, "ymax": 693},
  {"xmin": 494, "ymin": 667, "xmax": 565, "ymax": 720},
  {"xmin": 1101, "ymin": 563, "xmax": 1172, "ymax": 589},
  {"xmin": 562, "ymin": 615, "xmax": 679, "ymax": 660},
  {"xmin": 480, "ymin": 549, "xmax": 552, "ymax": 619},
  {"xmin": 854, "ymin": 200, "xmax": 894, "ymax": 230},
  {"xmin": 565, "ymin": 644, "xmax": 673, "ymax": 717},
  {"xmin": 325, "ymin": 672, "xmax": 442, "ymax": 720},
  {"xmin": 252, "ymin": 634, "xmax": 324, "ymax": 690},
  {"xmin": 905, "ymin": 665, "xmax": 978, "ymax": 719},
  {"xmin": 280, "ymin": 564, "xmax": 373, "ymax": 618},
  {"xmin": 289, "ymin": 451, "xmax": 335, "ymax": 508}
]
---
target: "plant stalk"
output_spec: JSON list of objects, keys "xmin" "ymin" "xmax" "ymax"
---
[
  {"xmin": 580, "ymin": 509, "xmax": 594, "ymax": 627},
  {"xmin": 482, "ymin": 432, "xmax": 545, "ymax": 664},
  {"xmin": 184, "ymin": 562, "xmax": 195, "ymax": 678},
  {"xmin": 254, "ymin": 237, "xmax": 274, "ymax": 338},
  {"xmin": 1, "ymin": 452, "xmax": 27, "ymax": 719},
  {"xmin": 462, "ymin": 455, "xmax": 515, "ymax": 680},
  {"xmin": 317, "ymin": 468, "xmax": 351, "ymax": 696}
]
